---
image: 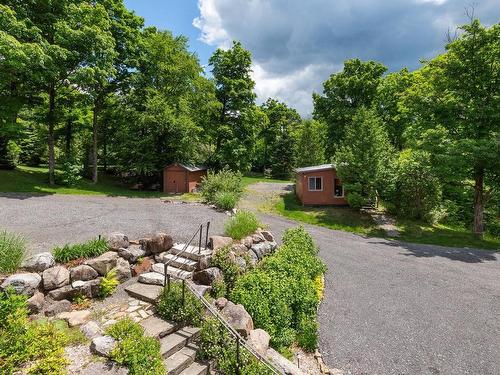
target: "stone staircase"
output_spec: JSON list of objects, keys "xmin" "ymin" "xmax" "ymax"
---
[
  {"xmin": 139, "ymin": 315, "xmax": 208, "ymax": 375},
  {"xmin": 153, "ymin": 243, "xmax": 212, "ymax": 280}
]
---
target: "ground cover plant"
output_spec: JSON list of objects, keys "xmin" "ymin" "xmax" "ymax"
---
[
  {"xmin": 157, "ymin": 282, "xmax": 204, "ymax": 326},
  {"xmin": 200, "ymin": 169, "xmax": 244, "ymax": 210},
  {"xmin": 106, "ymin": 319, "xmax": 165, "ymax": 375},
  {"xmin": 231, "ymin": 226, "xmax": 326, "ymax": 353},
  {"xmin": 53, "ymin": 237, "xmax": 108, "ymax": 263},
  {"xmin": 0, "ymin": 230, "xmax": 26, "ymax": 273},
  {"xmin": 99, "ymin": 269, "xmax": 120, "ymax": 298},
  {"xmin": 224, "ymin": 211, "xmax": 261, "ymax": 240}
]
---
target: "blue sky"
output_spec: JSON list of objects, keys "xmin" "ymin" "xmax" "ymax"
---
[{"xmin": 124, "ymin": 0, "xmax": 499, "ymax": 115}]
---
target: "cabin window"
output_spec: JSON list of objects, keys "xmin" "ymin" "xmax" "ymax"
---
[
  {"xmin": 334, "ymin": 178, "xmax": 344, "ymax": 197},
  {"xmin": 308, "ymin": 177, "xmax": 323, "ymax": 191}
]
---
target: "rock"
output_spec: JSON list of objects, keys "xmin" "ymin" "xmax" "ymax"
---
[
  {"xmin": 152, "ymin": 263, "xmax": 166, "ymax": 274},
  {"xmin": 235, "ymin": 256, "xmax": 247, "ymax": 272},
  {"xmin": 114, "ymin": 257, "xmax": 132, "ymax": 282},
  {"xmin": 247, "ymin": 250, "xmax": 258, "ymax": 266},
  {"xmin": 214, "ymin": 297, "xmax": 228, "ymax": 309},
  {"xmin": 27, "ymin": 291, "xmax": 45, "ymax": 314},
  {"xmin": 80, "ymin": 321, "xmax": 103, "ymax": 339},
  {"xmin": 106, "ymin": 232, "xmax": 129, "ymax": 251},
  {"xmin": 267, "ymin": 347, "xmax": 305, "ymax": 375},
  {"xmin": 132, "ymin": 258, "xmax": 153, "ymax": 276},
  {"xmin": 154, "ymin": 252, "xmax": 167, "ymax": 263},
  {"xmin": 138, "ymin": 272, "xmax": 164, "ymax": 286},
  {"xmin": 251, "ymin": 233, "xmax": 265, "ymax": 244},
  {"xmin": 58, "ymin": 309, "xmax": 91, "ymax": 327},
  {"xmin": 258, "ymin": 231, "xmax": 275, "ymax": 242},
  {"xmin": 90, "ymin": 335, "xmax": 116, "ymax": 357},
  {"xmin": 84, "ymin": 278, "xmax": 102, "ymax": 298},
  {"xmin": 242, "ymin": 236, "xmax": 253, "ymax": 248},
  {"xmin": 209, "ymin": 235, "xmax": 232, "ymax": 251},
  {"xmin": 197, "ymin": 254, "xmax": 212, "ymax": 270},
  {"xmin": 251, "ymin": 242, "xmax": 274, "ymax": 260},
  {"xmin": 191, "ymin": 284, "xmax": 212, "ymax": 297},
  {"xmin": 70, "ymin": 265, "xmax": 99, "ymax": 282},
  {"xmin": 118, "ymin": 245, "xmax": 145, "ymax": 263},
  {"xmin": 0, "ymin": 273, "xmax": 41, "ymax": 296},
  {"xmin": 142, "ymin": 233, "xmax": 173, "ymax": 255},
  {"xmin": 21, "ymin": 252, "xmax": 55, "ymax": 272},
  {"xmin": 72, "ymin": 280, "xmax": 86, "ymax": 288},
  {"xmin": 85, "ymin": 252, "xmax": 119, "ymax": 276},
  {"xmin": 248, "ymin": 328, "xmax": 270, "ymax": 355},
  {"xmin": 42, "ymin": 265, "xmax": 70, "ymax": 291},
  {"xmin": 44, "ymin": 299, "xmax": 72, "ymax": 317},
  {"xmin": 221, "ymin": 301, "xmax": 254, "ymax": 338},
  {"xmin": 192, "ymin": 267, "xmax": 223, "ymax": 286},
  {"xmin": 231, "ymin": 243, "xmax": 249, "ymax": 256},
  {"xmin": 47, "ymin": 284, "xmax": 76, "ymax": 301}
]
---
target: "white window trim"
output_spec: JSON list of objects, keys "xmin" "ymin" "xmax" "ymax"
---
[
  {"xmin": 334, "ymin": 179, "xmax": 344, "ymax": 198},
  {"xmin": 308, "ymin": 176, "xmax": 323, "ymax": 191}
]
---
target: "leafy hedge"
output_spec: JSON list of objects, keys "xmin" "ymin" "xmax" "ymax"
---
[
  {"xmin": 231, "ymin": 227, "xmax": 326, "ymax": 352},
  {"xmin": 53, "ymin": 237, "xmax": 108, "ymax": 263},
  {"xmin": 200, "ymin": 169, "xmax": 244, "ymax": 210}
]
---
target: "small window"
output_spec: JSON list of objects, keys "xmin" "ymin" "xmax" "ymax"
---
[
  {"xmin": 308, "ymin": 177, "xmax": 323, "ymax": 191},
  {"xmin": 334, "ymin": 178, "xmax": 344, "ymax": 197}
]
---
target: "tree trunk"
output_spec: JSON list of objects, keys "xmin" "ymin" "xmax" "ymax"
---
[
  {"xmin": 65, "ymin": 118, "xmax": 72, "ymax": 158},
  {"xmin": 92, "ymin": 104, "xmax": 99, "ymax": 184},
  {"xmin": 47, "ymin": 85, "xmax": 56, "ymax": 185},
  {"xmin": 473, "ymin": 167, "xmax": 484, "ymax": 238},
  {"xmin": 102, "ymin": 122, "xmax": 107, "ymax": 172}
]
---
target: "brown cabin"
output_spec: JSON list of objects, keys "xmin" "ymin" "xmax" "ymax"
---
[
  {"xmin": 295, "ymin": 164, "xmax": 347, "ymax": 206},
  {"xmin": 163, "ymin": 163, "xmax": 207, "ymax": 193}
]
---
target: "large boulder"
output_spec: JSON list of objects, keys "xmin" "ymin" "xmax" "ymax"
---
[
  {"xmin": 81, "ymin": 321, "xmax": 103, "ymax": 340},
  {"xmin": 248, "ymin": 328, "xmax": 270, "ymax": 355},
  {"xmin": 27, "ymin": 291, "xmax": 45, "ymax": 314},
  {"xmin": 138, "ymin": 272, "xmax": 164, "ymax": 286},
  {"xmin": 141, "ymin": 233, "xmax": 173, "ymax": 255},
  {"xmin": 251, "ymin": 233, "xmax": 265, "ymax": 244},
  {"xmin": 90, "ymin": 335, "xmax": 116, "ymax": 357},
  {"xmin": 118, "ymin": 245, "xmax": 145, "ymax": 263},
  {"xmin": 221, "ymin": 301, "xmax": 254, "ymax": 338},
  {"xmin": 209, "ymin": 236, "xmax": 232, "ymax": 251},
  {"xmin": 258, "ymin": 231, "xmax": 275, "ymax": 242},
  {"xmin": 231, "ymin": 243, "xmax": 249, "ymax": 256},
  {"xmin": 85, "ymin": 251, "xmax": 119, "ymax": 276},
  {"xmin": 114, "ymin": 257, "xmax": 132, "ymax": 282},
  {"xmin": 21, "ymin": 252, "xmax": 55, "ymax": 272},
  {"xmin": 192, "ymin": 267, "xmax": 223, "ymax": 286},
  {"xmin": 42, "ymin": 265, "xmax": 70, "ymax": 291},
  {"xmin": 106, "ymin": 232, "xmax": 129, "ymax": 251},
  {"xmin": 250, "ymin": 242, "xmax": 274, "ymax": 260},
  {"xmin": 47, "ymin": 284, "xmax": 76, "ymax": 301},
  {"xmin": 57, "ymin": 309, "xmax": 91, "ymax": 327},
  {"xmin": 242, "ymin": 236, "xmax": 253, "ymax": 248},
  {"xmin": 0, "ymin": 273, "xmax": 41, "ymax": 296},
  {"xmin": 132, "ymin": 258, "xmax": 153, "ymax": 276},
  {"xmin": 267, "ymin": 347, "xmax": 305, "ymax": 375},
  {"xmin": 44, "ymin": 299, "xmax": 72, "ymax": 317},
  {"xmin": 70, "ymin": 265, "xmax": 98, "ymax": 282}
]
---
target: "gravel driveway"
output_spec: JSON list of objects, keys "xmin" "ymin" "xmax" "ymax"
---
[{"xmin": 0, "ymin": 193, "xmax": 228, "ymax": 254}]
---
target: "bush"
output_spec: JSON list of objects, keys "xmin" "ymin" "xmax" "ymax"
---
[
  {"xmin": 210, "ymin": 278, "xmax": 227, "ymax": 299},
  {"xmin": 53, "ymin": 237, "xmax": 108, "ymax": 263},
  {"xmin": 99, "ymin": 269, "xmax": 119, "ymax": 298},
  {"xmin": 212, "ymin": 246, "xmax": 242, "ymax": 295},
  {"xmin": 0, "ymin": 230, "xmax": 26, "ymax": 273},
  {"xmin": 201, "ymin": 169, "xmax": 243, "ymax": 209},
  {"xmin": 157, "ymin": 283, "xmax": 204, "ymax": 326},
  {"xmin": 106, "ymin": 319, "xmax": 165, "ymax": 375},
  {"xmin": 231, "ymin": 227, "xmax": 325, "ymax": 352},
  {"xmin": 225, "ymin": 211, "xmax": 261, "ymax": 240},
  {"xmin": 296, "ymin": 314, "xmax": 319, "ymax": 352},
  {"xmin": 57, "ymin": 159, "xmax": 83, "ymax": 187}
]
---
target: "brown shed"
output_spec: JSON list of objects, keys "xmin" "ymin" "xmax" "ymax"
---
[
  {"xmin": 163, "ymin": 163, "xmax": 207, "ymax": 193},
  {"xmin": 295, "ymin": 164, "xmax": 347, "ymax": 206}
]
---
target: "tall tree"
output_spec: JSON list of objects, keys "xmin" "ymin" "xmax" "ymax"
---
[
  {"xmin": 313, "ymin": 59, "xmax": 387, "ymax": 156},
  {"xmin": 293, "ymin": 120, "xmax": 327, "ymax": 168}
]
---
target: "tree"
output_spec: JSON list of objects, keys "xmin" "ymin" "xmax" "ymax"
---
[
  {"xmin": 208, "ymin": 41, "xmax": 259, "ymax": 170},
  {"xmin": 313, "ymin": 59, "xmax": 387, "ymax": 155},
  {"xmin": 293, "ymin": 120, "xmax": 327, "ymax": 168},
  {"xmin": 334, "ymin": 108, "xmax": 395, "ymax": 209}
]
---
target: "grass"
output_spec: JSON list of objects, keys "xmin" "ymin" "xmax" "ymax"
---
[
  {"xmin": 53, "ymin": 237, "xmax": 108, "ymax": 263},
  {"xmin": 242, "ymin": 173, "xmax": 291, "ymax": 188},
  {"xmin": 271, "ymin": 193, "xmax": 384, "ymax": 236},
  {"xmin": 0, "ymin": 230, "xmax": 26, "ymax": 273},
  {"xmin": 225, "ymin": 211, "xmax": 261, "ymax": 240}
]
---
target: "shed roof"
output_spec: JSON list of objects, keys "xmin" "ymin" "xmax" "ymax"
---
[
  {"xmin": 294, "ymin": 163, "xmax": 335, "ymax": 173},
  {"xmin": 165, "ymin": 163, "xmax": 207, "ymax": 172}
]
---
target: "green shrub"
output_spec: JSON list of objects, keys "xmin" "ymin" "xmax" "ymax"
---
[
  {"xmin": 212, "ymin": 246, "xmax": 242, "ymax": 295},
  {"xmin": 210, "ymin": 278, "xmax": 227, "ymax": 299},
  {"xmin": 106, "ymin": 319, "xmax": 165, "ymax": 375},
  {"xmin": 57, "ymin": 159, "xmax": 83, "ymax": 187},
  {"xmin": 157, "ymin": 283, "xmax": 204, "ymax": 326},
  {"xmin": 99, "ymin": 269, "xmax": 119, "ymax": 298},
  {"xmin": 0, "ymin": 230, "xmax": 26, "ymax": 273},
  {"xmin": 231, "ymin": 227, "xmax": 325, "ymax": 353},
  {"xmin": 201, "ymin": 169, "xmax": 243, "ymax": 209},
  {"xmin": 53, "ymin": 237, "xmax": 108, "ymax": 263},
  {"xmin": 225, "ymin": 211, "xmax": 261, "ymax": 240}
]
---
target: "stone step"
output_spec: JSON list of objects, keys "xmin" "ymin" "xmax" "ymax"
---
[
  {"xmin": 163, "ymin": 254, "xmax": 198, "ymax": 271},
  {"xmin": 125, "ymin": 283, "xmax": 163, "ymax": 304},
  {"xmin": 140, "ymin": 316, "xmax": 177, "ymax": 338},
  {"xmin": 152, "ymin": 263, "xmax": 193, "ymax": 280},
  {"xmin": 179, "ymin": 362, "xmax": 208, "ymax": 375},
  {"xmin": 170, "ymin": 244, "xmax": 212, "ymax": 261},
  {"xmin": 160, "ymin": 326, "xmax": 201, "ymax": 359},
  {"xmin": 165, "ymin": 344, "xmax": 197, "ymax": 375}
]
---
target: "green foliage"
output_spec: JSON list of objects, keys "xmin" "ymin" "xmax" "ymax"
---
[
  {"xmin": 157, "ymin": 283, "xmax": 204, "ymax": 326},
  {"xmin": 231, "ymin": 227, "xmax": 325, "ymax": 352},
  {"xmin": 293, "ymin": 120, "xmax": 328, "ymax": 168},
  {"xmin": 0, "ymin": 291, "xmax": 69, "ymax": 374},
  {"xmin": 210, "ymin": 278, "xmax": 228, "ymax": 299},
  {"xmin": 106, "ymin": 319, "xmax": 165, "ymax": 375},
  {"xmin": 53, "ymin": 237, "xmax": 108, "ymax": 263},
  {"xmin": 214, "ymin": 191, "xmax": 239, "ymax": 210},
  {"xmin": 0, "ymin": 230, "xmax": 26, "ymax": 272},
  {"xmin": 201, "ymin": 169, "xmax": 244, "ymax": 208},
  {"xmin": 99, "ymin": 269, "xmax": 119, "ymax": 298},
  {"xmin": 224, "ymin": 211, "xmax": 261, "ymax": 240},
  {"xmin": 296, "ymin": 314, "xmax": 319, "ymax": 352},
  {"xmin": 212, "ymin": 246, "xmax": 242, "ymax": 295},
  {"xmin": 57, "ymin": 158, "xmax": 83, "ymax": 187}
]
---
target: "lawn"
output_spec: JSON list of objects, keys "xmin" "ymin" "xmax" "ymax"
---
[{"xmin": 242, "ymin": 173, "xmax": 291, "ymax": 187}]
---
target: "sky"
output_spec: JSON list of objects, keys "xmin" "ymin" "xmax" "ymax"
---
[{"xmin": 124, "ymin": 0, "xmax": 499, "ymax": 116}]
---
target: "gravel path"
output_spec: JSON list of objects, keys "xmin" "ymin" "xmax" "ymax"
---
[
  {"xmin": 243, "ymin": 183, "xmax": 500, "ymax": 375},
  {"xmin": 0, "ymin": 193, "xmax": 228, "ymax": 254}
]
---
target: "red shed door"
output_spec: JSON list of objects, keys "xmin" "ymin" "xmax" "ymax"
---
[{"xmin": 165, "ymin": 170, "xmax": 187, "ymax": 193}]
